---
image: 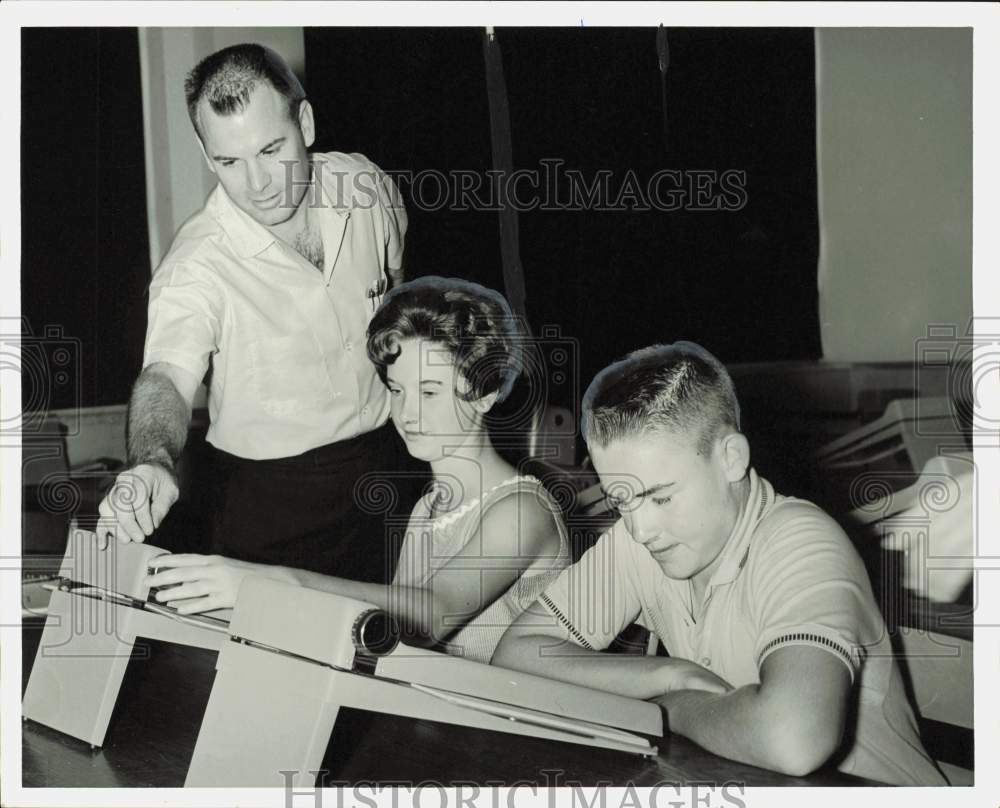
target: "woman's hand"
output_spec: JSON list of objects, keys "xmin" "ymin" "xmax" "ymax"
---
[{"xmin": 143, "ymin": 554, "xmax": 275, "ymax": 614}]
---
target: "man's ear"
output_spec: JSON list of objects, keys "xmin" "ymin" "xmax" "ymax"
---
[
  {"xmin": 194, "ymin": 129, "xmax": 216, "ymax": 175},
  {"xmin": 298, "ymin": 99, "xmax": 316, "ymax": 148},
  {"xmin": 719, "ymin": 432, "xmax": 750, "ymax": 482}
]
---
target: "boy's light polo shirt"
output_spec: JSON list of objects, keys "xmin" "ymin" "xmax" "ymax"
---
[
  {"xmin": 538, "ymin": 469, "xmax": 946, "ymax": 785},
  {"xmin": 143, "ymin": 152, "xmax": 405, "ymax": 460}
]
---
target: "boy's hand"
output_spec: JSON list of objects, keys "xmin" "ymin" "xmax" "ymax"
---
[{"xmin": 658, "ymin": 658, "xmax": 734, "ymax": 695}]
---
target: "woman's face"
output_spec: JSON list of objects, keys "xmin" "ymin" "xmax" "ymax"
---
[{"xmin": 385, "ymin": 338, "xmax": 488, "ymax": 463}]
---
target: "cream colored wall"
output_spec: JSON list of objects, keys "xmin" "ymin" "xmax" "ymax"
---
[
  {"xmin": 49, "ymin": 405, "xmax": 127, "ymax": 468},
  {"xmin": 136, "ymin": 28, "xmax": 305, "ymax": 410},
  {"xmin": 816, "ymin": 28, "xmax": 972, "ymax": 361},
  {"xmin": 138, "ymin": 28, "xmax": 306, "ymax": 269}
]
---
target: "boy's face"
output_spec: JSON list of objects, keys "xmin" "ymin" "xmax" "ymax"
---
[{"xmin": 590, "ymin": 429, "xmax": 746, "ymax": 585}]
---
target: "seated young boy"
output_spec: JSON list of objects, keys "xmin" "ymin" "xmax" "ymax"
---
[{"xmin": 493, "ymin": 342, "xmax": 946, "ymax": 785}]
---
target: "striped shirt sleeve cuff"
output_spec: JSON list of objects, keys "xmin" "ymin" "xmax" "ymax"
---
[
  {"xmin": 756, "ymin": 629, "xmax": 862, "ymax": 684},
  {"xmin": 538, "ymin": 592, "xmax": 597, "ymax": 651}
]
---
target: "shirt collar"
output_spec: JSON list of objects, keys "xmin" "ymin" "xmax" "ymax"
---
[
  {"xmin": 210, "ymin": 183, "xmax": 277, "ymax": 259},
  {"xmin": 705, "ymin": 468, "xmax": 773, "ymax": 588},
  {"xmin": 209, "ymin": 159, "xmax": 352, "ymax": 260},
  {"xmin": 312, "ymin": 154, "xmax": 354, "ymax": 219}
]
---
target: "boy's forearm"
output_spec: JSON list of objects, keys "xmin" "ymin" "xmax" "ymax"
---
[
  {"xmin": 657, "ymin": 687, "xmax": 766, "ymax": 766},
  {"xmin": 492, "ymin": 633, "xmax": 684, "ymax": 699},
  {"xmin": 126, "ymin": 368, "xmax": 191, "ymax": 472},
  {"xmin": 657, "ymin": 686, "xmax": 827, "ymax": 777}
]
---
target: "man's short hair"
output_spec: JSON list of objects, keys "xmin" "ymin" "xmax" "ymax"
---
[
  {"xmin": 581, "ymin": 342, "xmax": 741, "ymax": 456},
  {"xmin": 367, "ymin": 276, "xmax": 522, "ymax": 404},
  {"xmin": 184, "ymin": 43, "xmax": 306, "ymax": 138}
]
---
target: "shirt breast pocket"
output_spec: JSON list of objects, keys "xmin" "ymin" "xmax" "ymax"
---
[
  {"xmin": 365, "ymin": 276, "xmax": 388, "ymax": 315},
  {"xmin": 247, "ymin": 331, "xmax": 332, "ymax": 417}
]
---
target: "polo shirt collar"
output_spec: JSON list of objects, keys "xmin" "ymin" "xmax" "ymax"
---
[{"xmin": 706, "ymin": 468, "xmax": 773, "ymax": 588}]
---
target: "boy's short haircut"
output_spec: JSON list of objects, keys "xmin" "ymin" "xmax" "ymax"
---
[
  {"xmin": 581, "ymin": 342, "xmax": 741, "ymax": 455},
  {"xmin": 366, "ymin": 276, "xmax": 522, "ymax": 404}
]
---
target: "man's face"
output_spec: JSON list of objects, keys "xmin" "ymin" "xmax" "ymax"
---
[
  {"xmin": 197, "ymin": 82, "xmax": 315, "ymax": 229},
  {"xmin": 590, "ymin": 429, "xmax": 744, "ymax": 583}
]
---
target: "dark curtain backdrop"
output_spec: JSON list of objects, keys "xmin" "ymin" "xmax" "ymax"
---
[
  {"xmin": 20, "ymin": 28, "xmax": 819, "ymax": 413},
  {"xmin": 305, "ymin": 27, "xmax": 821, "ymax": 407},
  {"xmin": 21, "ymin": 28, "xmax": 150, "ymax": 411}
]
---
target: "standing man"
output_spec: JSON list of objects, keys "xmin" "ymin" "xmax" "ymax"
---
[{"xmin": 99, "ymin": 43, "xmax": 415, "ymax": 581}]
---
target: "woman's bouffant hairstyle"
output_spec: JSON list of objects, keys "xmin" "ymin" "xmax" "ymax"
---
[{"xmin": 367, "ymin": 277, "xmax": 522, "ymax": 404}]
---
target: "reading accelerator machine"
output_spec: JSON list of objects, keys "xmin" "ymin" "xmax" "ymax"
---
[{"xmin": 23, "ymin": 529, "xmax": 663, "ymax": 787}]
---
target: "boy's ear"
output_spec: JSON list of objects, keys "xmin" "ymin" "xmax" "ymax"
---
[{"xmin": 719, "ymin": 432, "xmax": 750, "ymax": 482}]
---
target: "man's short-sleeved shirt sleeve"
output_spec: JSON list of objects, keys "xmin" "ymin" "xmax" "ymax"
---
[
  {"xmin": 144, "ymin": 260, "xmax": 223, "ymax": 382},
  {"xmin": 375, "ymin": 159, "xmax": 407, "ymax": 271}
]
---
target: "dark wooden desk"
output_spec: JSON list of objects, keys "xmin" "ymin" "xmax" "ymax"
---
[{"xmin": 19, "ymin": 621, "xmax": 878, "ymax": 789}]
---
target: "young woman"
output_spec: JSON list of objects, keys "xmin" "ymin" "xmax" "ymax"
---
[{"xmin": 144, "ymin": 276, "xmax": 570, "ymax": 663}]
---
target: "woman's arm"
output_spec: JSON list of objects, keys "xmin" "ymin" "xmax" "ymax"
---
[
  {"xmin": 144, "ymin": 488, "xmax": 564, "ymax": 645},
  {"xmin": 144, "ymin": 554, "xmax": 445, "ymax": 645},
  {"xmin": 408, "ymin": 488, "xmax": 564, "ymax": 643}
]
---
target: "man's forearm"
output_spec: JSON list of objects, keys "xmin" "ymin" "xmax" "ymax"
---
[{"xmin": 126, "ymin": 368, "xmax": 191, "ymax": 473}]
